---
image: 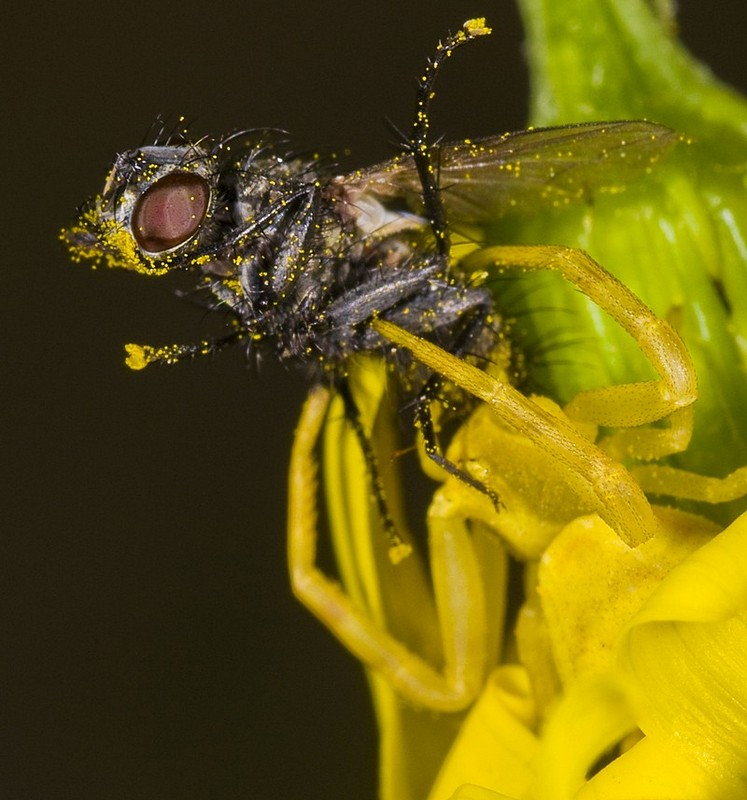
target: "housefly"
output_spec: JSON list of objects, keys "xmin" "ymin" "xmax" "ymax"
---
[{"xmin": 62, "ymin": 20, "xmax": 678, "ymax": 547}]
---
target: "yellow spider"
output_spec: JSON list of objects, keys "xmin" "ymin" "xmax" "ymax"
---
[{"xmin": 288, "ymin": 242, "xmax": 747, "ymax": 713}]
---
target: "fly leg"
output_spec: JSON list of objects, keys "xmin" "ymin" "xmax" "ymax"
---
[
  {"xmin": 237, "ymin": 184, "xmax": 323, "ymax": 314},
  {"xmin": 123, "ymin": 330, "xmax": 245, "ymax": 370},
  {"xmin": 407, "ymin": 19, "xmax": 491, "ymax": 257},
  {"xmin": 404, "ymin": 20, "xmax": 501, "ymax": 503},
  {"xmin": 415, "ymin": 378, "xmax": 502, "ymax": 510},
  {"xmin": 412, "ymin": 303, "xmax": 504, "ymax": 510},
  {"xmin": 335, "ymin": 376, "xmax": 412, "ymax": 563}
]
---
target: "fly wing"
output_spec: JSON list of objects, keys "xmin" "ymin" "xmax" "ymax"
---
[{"xmin": 349, "ymin": 121, "xmax": 679, "ymax": 223}]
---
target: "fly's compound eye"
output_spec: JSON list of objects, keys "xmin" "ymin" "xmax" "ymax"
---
[{"xmin": 132, "ymin": 172, "xmax": 210, "ymax": 254}]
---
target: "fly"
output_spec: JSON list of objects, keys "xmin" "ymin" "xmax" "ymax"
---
[{"xmin": 62, "ymin": 19, "xmax": 679, "ymax": 555}]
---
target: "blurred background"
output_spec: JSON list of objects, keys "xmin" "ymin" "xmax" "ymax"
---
[{"xmin": 3, "ymin": 2, "xmax": 747, "ymax": 797}]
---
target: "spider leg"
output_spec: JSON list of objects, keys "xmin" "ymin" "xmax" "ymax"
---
[
  {"xmin": 373, "ymin": 317, "xmax": 658, "ymax": 547},
  {"xmin": 466, "ymin": 244, "xmax": 698, "ymax": 462},
  {"xmin": 288, "ymin": 384, "xmax": 495, "ymax": 711},
  {"xmin": 632, "ymin": 464, "xmax": 747, "ymax": 503}
]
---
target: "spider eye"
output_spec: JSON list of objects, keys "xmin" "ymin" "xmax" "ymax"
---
[{"xmin": 132, "ymin": 172, "xmax": 210, "ymax": 254}]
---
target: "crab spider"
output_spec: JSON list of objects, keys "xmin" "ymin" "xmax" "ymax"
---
[{"xmin": 288, "ymin": 242, "xmax": 747, "ymax": 712}]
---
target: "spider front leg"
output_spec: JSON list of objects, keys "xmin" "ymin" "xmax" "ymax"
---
[
  {"xmin": 373, "ymin": 318, "xmax": 658, "ymax": 546},
  {"xmin": 466, "ymin": 244, "xmax": 698, "ymax": 463},
  {"xmin": 469, "ymin": 246, "xmax": 747, "ymax": 505},
  {"xmin": 288, "ymin": 383, "xmax": 503, "ymax": 712}
]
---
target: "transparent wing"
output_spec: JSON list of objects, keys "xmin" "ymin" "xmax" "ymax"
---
[{"xmin": 349, "ymin": 121, "xmax": 679, "ymax": 222}]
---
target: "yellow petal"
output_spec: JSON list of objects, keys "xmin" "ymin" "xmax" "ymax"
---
[
  {"xmin": 579, "ymin": 735, "xmax": 723, "ymax": 799},
  {"xmin": 618, "ymin": 511, "xmax": 747, "ymax": 793},
  {"xmin": 428, "ymin": 667, "xmax": 537, "ymax": 800},
  {"xmin": 530, "ymin": 674, "xmax": 637, "ymax": 800},
  {"xmin": 446, "ymin": 786, "xmax": 518, "ymax": 800}
]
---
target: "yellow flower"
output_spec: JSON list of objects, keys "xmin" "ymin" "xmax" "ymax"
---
[{"xmin": 298, "ymin": 2, "xmax": 747, "ymax": 799}]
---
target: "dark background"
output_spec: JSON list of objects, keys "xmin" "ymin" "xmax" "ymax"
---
[{"xmin": 4, "ymin": 2, "xmax": 746, "ymax": 798}]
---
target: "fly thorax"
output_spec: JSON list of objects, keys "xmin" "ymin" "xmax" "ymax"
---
[{"xmin": 326, "ymin": 179, "xmax": 425, "ymax": 241}]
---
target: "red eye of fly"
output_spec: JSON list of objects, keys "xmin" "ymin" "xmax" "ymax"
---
[{"xmin": 132, "ymin": 172, "xmax": 210, "ymax": 253}]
